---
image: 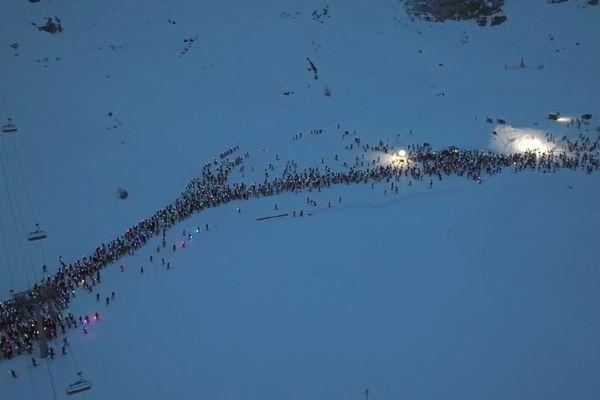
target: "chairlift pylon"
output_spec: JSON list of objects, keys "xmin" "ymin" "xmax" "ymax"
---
[
  {"xmin": 27, "ymin": 223, "xmax": 47, "ymax": 242},
  {"xmin": 65, "ymin": 372, "xmax": 92, "ymax": 396},
  {"xmin": 2, "ymin": 118, "xmax": 18, "ymax": 133}
]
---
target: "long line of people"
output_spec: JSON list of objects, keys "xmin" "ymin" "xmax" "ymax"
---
[{"xmin": 1, "ymin": 135, "xmax": 599, "ymax": 363}]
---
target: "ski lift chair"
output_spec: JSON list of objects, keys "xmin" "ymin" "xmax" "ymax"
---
[
  {"xmin": 27, "ymin": 223, "xmax": 47, "ymax": 241},
  {"xmin": 2, "ymin": 118, "xmax": 18, "ymax": 133},
  {"xmin": 66, "ymin": 372, "xmax": 92, "ymax": 396}
]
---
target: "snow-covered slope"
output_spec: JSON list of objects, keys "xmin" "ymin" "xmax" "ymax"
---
[{"xmin": 1, "ymin": 0, "xmax": 599, "ymax": 399}]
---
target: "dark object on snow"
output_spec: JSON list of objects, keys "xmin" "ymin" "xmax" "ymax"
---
[
  {"xmin": 38, "ymin": 17, "xmax": 63, "ymax": 34},
  {"xmin": 581, "ymin": 113, "xmax": 592, "ymax": 120},
  {"xmin": 548, "ymin": 112, "xmax": 560, "ymax": 121},
  {"xmin": 405, "ymin": 0, "xmax": 506, "ymax": 26},
  {"xmin": 306, "ymin": 57, "xmax": 319, "ymax": 80},
  {"xmin": 491, "ymin": 15, "xmax": 507, "ymax": 26},
  {"xmin": 118, "ymin": 188, "xmax": 129, "ymax": 199},
  {"xmin": 256, "ymin": 213, "xmax": 289, "ymax": 221}
]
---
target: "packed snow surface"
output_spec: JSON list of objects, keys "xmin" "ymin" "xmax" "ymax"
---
[{"xmin": 1, "ymin": 1, "xmax": 599, "ymax": 399}]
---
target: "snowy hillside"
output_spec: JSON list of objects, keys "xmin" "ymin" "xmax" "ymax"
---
[{"xmin": 1, "ymin": 0, "xmax": 600, "ymax": 399}]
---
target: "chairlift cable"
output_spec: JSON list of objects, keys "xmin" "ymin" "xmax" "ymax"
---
[
  {"xmin": 69, "ymin": 346, "xmax": 80, "ymax": 372},
  {"xmin": 45, "ymin": 358, "xmax": 59, "ymax": 400},
  {"xmin": 39, "ymin": 240, "xmax": 49, "ymax": 274},
  {"xmin": 0, "ymin": 82, "xmax": 11, "ymax": 118},
  {"xmin": 35, "ymin": 227, "xmax": 91, "ymax": 397},
  {"xmin": 0, "ymin": 213, "xmax": 15, "ymax": 292},
  {"xmin": 0, "ymin": 134, "xmax": 38, "ymax": 283},
  {"xmin": 68, "ymin": 349, "xmax": 92, "ymax": 399},
  {"xmin": 22, "ymin": 355, "xmax": 38, "ymax": 400},
  {"xmin": 11, "ymin": 134, "xmax": 39, "ymax": 223},
  {"xmin": 66, "ymin": 319, "xmax": 93, "ymax": 398},
  {"xmin": 0, "ymin": 135, "xmax": 32, "ymax": 288},
  {"xmin": 1, "ymin": 80, "xmax": 59, "ymax": 400},
  {"xmin": 1, "ymin": 81, "xmax": 66, "ymax": 399}
]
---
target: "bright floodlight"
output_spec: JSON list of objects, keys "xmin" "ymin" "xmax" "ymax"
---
[
  {"xmin": 516, "ymin": 136, "xmax": 546, "ymax": 152},
  {"xmin": 557, "ymin": 117, "xmax": 571, "ymax": 123},
  {"xmin": 398, "ymin": 149, "xmax": 406, "ymax": 157},
  {"xmin": 491, "ymin": 125, "xmax": 555, "ymax": 155}
]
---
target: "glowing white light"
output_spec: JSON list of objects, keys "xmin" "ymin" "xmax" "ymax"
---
[
  {"xmin": 379, "ymin": 150, "xmax": 409, "ymax": 166},
  {"xmin": 491, "ymin": 125, "xmax": 554, "ymax": 154},
  {"xmin": 557, "ymin": 117, "xmax": 571, "ymax": 123},
  {"xmin": 515, "ymin": 136, "xmax": 548, "ymax": 152}
]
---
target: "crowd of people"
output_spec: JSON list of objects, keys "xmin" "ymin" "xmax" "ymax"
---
[{"xmin": 1, "ymin": 133, "xmax": 599, "ymax": 364}]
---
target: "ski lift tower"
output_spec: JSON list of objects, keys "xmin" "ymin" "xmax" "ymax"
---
[{"xmin": 10, "ymin": 285, "xmax": 61, "ymax": 358}]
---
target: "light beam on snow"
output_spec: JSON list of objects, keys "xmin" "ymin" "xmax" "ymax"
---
[
  {"xmin": 381, "ymin": 149, "xmax": 410, "ymax": 166},
  {"xmin": 515, "ymin": 136, "xmax": 544, "ymax": 152},
  {"xmin": 491, "ymin": 125, "xmax": 553, "ymax": 154}
]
